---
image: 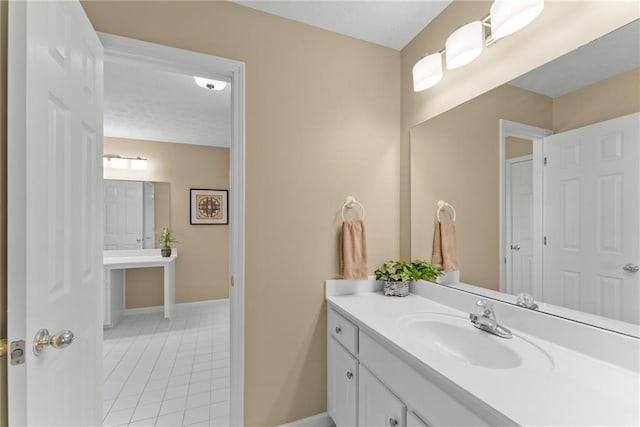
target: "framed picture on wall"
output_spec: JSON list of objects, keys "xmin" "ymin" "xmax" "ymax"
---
[{"xmin": 190, "ymin": 189, "xmax": 228, "ymax": 225}]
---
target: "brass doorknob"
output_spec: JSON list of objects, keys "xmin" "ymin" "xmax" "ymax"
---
[{"xmin": 33, "ymin": 329, "xmax": 76, "ymax": 356}]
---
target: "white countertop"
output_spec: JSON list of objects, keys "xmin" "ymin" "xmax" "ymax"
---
[
  {"xmin": 104, "ymin": 249, "xmax": 177, "ymax": 269},
  {"xmin": 327, "ymin": 291, "xmax": 640, "ymax": 426}
]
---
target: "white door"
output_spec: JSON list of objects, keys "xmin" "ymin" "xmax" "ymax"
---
[
  {"xmin": 507, "ymin": 157, "xmax": 535, "ymax": 297},
  {"xmin": 543, "ymin": 113, "xmax": 639, "ymax": 324},
  {"xmin": 104, "ymin": 180, "xmax": 144, "ymax": 250},
  {"xmin": 7, "ymin": 1, "xmax": 104, "ymax": 425}
]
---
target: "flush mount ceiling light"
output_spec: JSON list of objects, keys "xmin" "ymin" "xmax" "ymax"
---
[
  {"xmin": 413, "ymin": 53, "xmax": 443, "ymax": 92},
  {"xmin": 446, "ymin": 21, "xmax": 484, "ymax": 70},
  {"xmin": 412, "ymin": 0, "xmax": 544, "ymax": 92},
  {"xmin": 490, "ymin": 0, "xmax": 545, "ymax": 40},
  {"xmin": 194, "ymin": 76, "xmax": 228, "ymax": 91}
]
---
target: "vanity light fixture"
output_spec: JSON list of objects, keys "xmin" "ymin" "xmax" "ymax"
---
[
  {"xmin": 412, "ymin": 0, "xmax": 544, "ymax": 91},
  {"xmin": 413, "ymin": 53, "xmax": 443, "ymax": 92},
  {"xmin": 446, "ymin": 21, "xmax": 484, "ymax": 70},
  {"xmin": 103, "ymin": 155, "xmax": 148, "ymax": 170},
  {"xmin": 194, "ymin": 76, "xmax": 228, "ymax": 91}
]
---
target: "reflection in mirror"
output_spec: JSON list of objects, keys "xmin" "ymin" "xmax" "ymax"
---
[
  {"xmin": 410, "ymin": 20, "xmax": 640, "ymax": 336},
  {"xmin": 104, "ymin": 179, "xmax": 171, "ymax": 250}
]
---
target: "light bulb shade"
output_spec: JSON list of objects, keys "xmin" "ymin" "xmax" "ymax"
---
[
  {"xmin": 130, "ymin": 158, "xmax": 148, "ymax": 170},
  {"xmin": 110, "ymin": 158, "xmax": 128, "ymax": 169},
  {"xmin": 194, "ymin": 76, "xmax": 228, "ymax": 91},
  {"xmin": 413, "ymin": 53, "xmax": 443, "ymax": 91},
  {"xmin": 446, "ymin": 21, "xmax": 484, "ymax": 70},
  {"xmin": 490, "ymin": 0, "xmax": 544, "ymax": 40}
]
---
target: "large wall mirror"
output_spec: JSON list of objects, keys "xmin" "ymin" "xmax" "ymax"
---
[
  {"xmin": 104, "ymin": 179, "xmax": 171, "ymax": 250},
  {"xmin": 410, "ymin": 20, "xmax": 639, "ymax": 337}
]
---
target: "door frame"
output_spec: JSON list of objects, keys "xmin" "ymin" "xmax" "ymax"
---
[
  {"xmin": 99, "ymin": 33, "xmax": 246, "ymax": 425},
  {"xmin": 505, "ymin": 155, "xmax": 533, "ymax": 295},
  {"xmin": 498, "ymin": 120, "xmax": 552, "ymax": 297}
]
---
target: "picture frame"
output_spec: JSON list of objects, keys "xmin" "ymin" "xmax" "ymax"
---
[{"xmin": 190, "ymin": 189, "xmax": 228, "ymax": 225}]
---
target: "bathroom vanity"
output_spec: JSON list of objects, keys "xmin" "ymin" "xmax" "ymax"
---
[
  {"xmin": 326, "ymin": 280, "xmax": 640, "ymax": 426},
  {"xmin": 103, "ymin": 249, "xmax": 177, "ymax": 327}
]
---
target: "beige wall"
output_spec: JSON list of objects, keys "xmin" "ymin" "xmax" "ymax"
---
[
  {"xmin": 505, "ymin": 137, "xmax": 533, "ymax": 160},
  {"xmin": 553, "ymin": 68, "xmax": 640, "ymax": 132},
  {"xmin": 104, "ymin": 138, "xmax": 230, "ymax": 306},
  {"xmin": 410, "ymin": 85, "xmax": 553, "ymax": 290},
  {"xmin": 400, "ymin": 1, "xmax": 640, "ymax": 259},
  {"xmin": 84, "ymin": 2, "xmax": 400, "ymax": 425}
]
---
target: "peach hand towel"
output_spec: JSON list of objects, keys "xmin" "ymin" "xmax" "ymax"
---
[
  {"xmin": 432, "ymin": 219, "xmax": 459, "ymax": 271},
  {"xmin": 340, "ymin": 220, "xmax": 368, "ymax": 279}
]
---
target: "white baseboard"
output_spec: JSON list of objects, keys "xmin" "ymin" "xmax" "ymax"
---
[
  {"xmin": 278, "ymin": 412, "xmax": 333, "ymax": 427},
  {"xmin": 123, "ymin": 298, "xmax": 229, "ymax": 316}
]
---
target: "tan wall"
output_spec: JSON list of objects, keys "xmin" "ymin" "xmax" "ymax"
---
[
  {"xmin": 553, "ymin": 68, "xmax": 640, "ymax": 132},
  {"xmin": 400, "ymin": 1, "xmax": 640, "ymax": 259},
  {"xmin": 410, "ymin": 85, "xmax": 552, "ymax": 290},
  {"xmin": 84, "ymin": 2, "xmax": 400, "ymax": 425},
  {"xmin": 104, "ymin": 138, "xmax": 230, "ymax": 306},
  {"xmin": 505, "ymin": 137, "xmax": 533, "ymax": 160}
]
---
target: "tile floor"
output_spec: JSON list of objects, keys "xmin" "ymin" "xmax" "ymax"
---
[{"xmin": 103, "ymin": 300, "xmax": 230, "ymax": 426}]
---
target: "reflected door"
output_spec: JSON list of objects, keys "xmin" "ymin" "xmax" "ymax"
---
[
  {"xmin": 507, "ymin": 157, "xmax": 534, "ymax": 297},
  {"xmin": 544, "ymin": 113, "xmax": 639, "ymax": 324},
  {"xmin": 104, "ymin": 180, "xmax": 144, "ymax": 249}
]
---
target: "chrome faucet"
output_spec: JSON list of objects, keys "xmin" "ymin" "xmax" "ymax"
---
[{"xmin": 469, "ymin": 300, "xmax": 512, "ymax": 339}]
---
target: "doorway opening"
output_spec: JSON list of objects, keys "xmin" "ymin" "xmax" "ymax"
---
[{"xmin": 99, "ymin": 33, "xmax": 246, "ymax": 426}]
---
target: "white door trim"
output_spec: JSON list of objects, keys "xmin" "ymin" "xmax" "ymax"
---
[
  {"xmin": 505, "ymin": 155, "xmax": 533, "ymax": 295},
  {"xmin": 498, "ymin": 120, "xmax": 553, "ymax": 296},
  {"xmin": 99, "ymin": 33, "xmax": 246, "ymax": 426}
]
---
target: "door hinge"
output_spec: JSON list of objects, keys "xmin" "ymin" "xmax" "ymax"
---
[
  {"xmin": 544, "ymin": 157, "xmax": 548, "ymax": 166},
  {"xmin": 544, "ymin": 236, "xmax": 548, "ymax": 245},
  {"xmin": 230, "ymin": 275, "xmax": 235, "ymax": 287},
  {"xmin": 504, "ymin": 257, "xmax": 507, "ymax": 264},
  {"xmin": 0, "ymin": 339, "xmax": 6, "ymax": 358}
]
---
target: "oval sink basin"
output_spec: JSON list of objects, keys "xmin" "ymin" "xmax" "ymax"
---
[{"xmin": 397, "ymin": 313, "xmax": 553, "ymax": 371}]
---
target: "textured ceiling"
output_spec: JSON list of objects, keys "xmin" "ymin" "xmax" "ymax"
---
[
  {"xmin": 104, "ymin": 61, "xmax": 231, "ymax": 147},
  {"xmin": 232, "ymin": 1, "xmax": 452, "ymax": 50},
  {"xmin": 509, "ymin": 20, "xmax": 640, "ymax": 98}
]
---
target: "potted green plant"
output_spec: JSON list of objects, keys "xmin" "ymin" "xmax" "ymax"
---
[
  {"xmin": 410, "ymin": 259, "xmax": 443, "ymax": 283},
  {"xmin": 159, "ymin": 227, "xmax": 177, "ymax": 257},
  {"xmin": 375, "ymin": 260, "xmax": 413, "ymax": 297}
]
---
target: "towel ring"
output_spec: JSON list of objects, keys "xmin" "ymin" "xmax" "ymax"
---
[
  {"xmin": 341, "ymin": 196, "xmax": 365, "ymax": 221},
  {"xmin": 436, "ymin": 200, "xmax": 456, "ymax": 223}
]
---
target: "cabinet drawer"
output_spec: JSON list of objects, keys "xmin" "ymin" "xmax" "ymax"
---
[{"xmin": 328, "ymin": 309, "xmax": 358, "ymax": 355}]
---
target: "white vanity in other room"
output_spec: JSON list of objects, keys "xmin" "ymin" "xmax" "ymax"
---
[{"xmin": 103, "ymin": 249, "xmax": 177, "ymax": 328}]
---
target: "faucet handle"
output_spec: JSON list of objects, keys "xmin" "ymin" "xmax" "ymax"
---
[{"xmin": 475, "ymin": 299, "xmax": 494, "ymax": 317}]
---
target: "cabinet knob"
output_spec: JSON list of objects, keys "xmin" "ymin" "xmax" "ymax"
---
[
  {"xmin": 388, "ymin": 417, "xmax": 398, "ymax": 427},
  {"xmin": 346, "ymin": 370, "xmax": 353, "ymax": 380},
  {"xmin": 335, "ymin": 326, "xmax": 342, "ymax": 334}
]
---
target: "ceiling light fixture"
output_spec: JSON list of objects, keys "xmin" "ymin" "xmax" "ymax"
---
[
  {"xmin": 412, "ymin": 0, "xmax": 545, "ymax": 91},
  {"xmin": 413, "ymin": 53, "xmax": 443, "ymax": 92},
  {"xmin": 104, "ymin": 155, "xmax": 148, "ymax": 171},
  {"xmin": 446, "ymin": 21, "xmax": 484, "ymax": 70},
  {"xmin": 490, "ymin": 0, "xmax": 545, "ymax": 40},
  {"xmin": 194, "ymin": 76, "xmax": 228, "ymax": 91}
]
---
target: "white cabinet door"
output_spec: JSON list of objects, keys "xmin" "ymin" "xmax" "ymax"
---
[
  {"xmin": 7, "ymin": 0, "xmax": 104, "ymax": 424},
  {"xmin": 544, "ymin": 113, "xmax": 639, "ymax": 323},
  {"xmin": 328, "ymin": 337, "xmax": 358, "ymax": 427},
  {"xmin": 359, "ymin": 366, "xmax": 405, "ymax": 427}
]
